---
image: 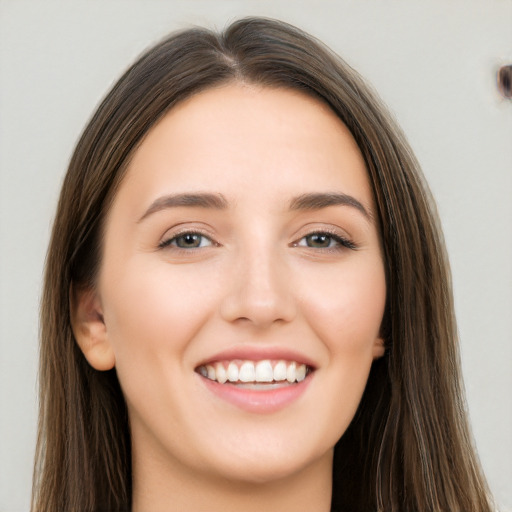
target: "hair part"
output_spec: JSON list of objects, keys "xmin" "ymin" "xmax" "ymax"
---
[{"xmin": 33, "ymin": 17, "xmax": 493, "ymax": 512}]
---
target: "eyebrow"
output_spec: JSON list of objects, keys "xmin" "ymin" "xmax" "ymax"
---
[
  {"xmin": 138, "ymin": 191, "xmax": 372, "ymax": 223},
  {"xmin": 289, "ymin": 192, "xmax": 372, "ymax": 221},
  {"xmin": 138, "ymin": 193, "xmax": 228, "ymax": 222}
]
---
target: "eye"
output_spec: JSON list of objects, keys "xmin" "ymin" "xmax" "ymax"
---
[
  {"xmin": 295, "ymin": 232, "xmax": 356, "ymax": 250},
  {"xmin": 159, "ymin": 232, "xmax": 213, "ymax": 249}
]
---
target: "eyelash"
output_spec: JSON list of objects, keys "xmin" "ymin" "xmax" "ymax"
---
[
  {"xmin": 293, "ymin": 231, "xmax": 357, "ymax": 251},
  {"xmin": 158, "ymin": 230, "xmax": 356, "ymax": 252}
]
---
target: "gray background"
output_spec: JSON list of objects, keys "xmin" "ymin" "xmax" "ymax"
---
[{"xmin": 1, "ymin": 1, "xmax": 511, "ymax": 510}]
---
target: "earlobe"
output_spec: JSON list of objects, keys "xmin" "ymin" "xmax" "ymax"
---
[
  {"xmin": 372, "ymin": 337, "xmax": 386, "ymax": 360},
  {"xmin": 70, "ymin": 283, "xmax": 115, "ymax": 371}
]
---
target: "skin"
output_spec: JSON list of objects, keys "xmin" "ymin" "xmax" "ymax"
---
[{"xmin": 73, "ymin": 83, "xmax": 387, "ymax": 512}]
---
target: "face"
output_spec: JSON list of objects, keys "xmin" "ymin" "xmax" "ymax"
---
[{"xmin": 81, "ymin": 84, "xmax": 386, "ymax": 485}]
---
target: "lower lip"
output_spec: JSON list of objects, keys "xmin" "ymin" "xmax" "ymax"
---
[{"xmin": 200, "ymin": 374, "xmax": 313, "ymax": 414}]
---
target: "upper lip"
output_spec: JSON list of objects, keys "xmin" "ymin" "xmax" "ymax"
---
[{"xmin": 195, "ymin": 346, "xmax": 318, "ymax": 370}]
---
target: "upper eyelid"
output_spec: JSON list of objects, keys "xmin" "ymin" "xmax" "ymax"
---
[
  {"xmin": 293, "ymin": 223, "xmax": 352, "ymax": 240},
  {"xmin": 161, "ymin": 224, "xmax": 215, "ymax": 239}
]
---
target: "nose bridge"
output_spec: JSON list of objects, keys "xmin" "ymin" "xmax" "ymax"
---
[{"xmin": 220, "ymin": 232, "xmax": 295, "ymax": 327}]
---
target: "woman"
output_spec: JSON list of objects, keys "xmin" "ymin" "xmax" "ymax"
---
[{"xmin": 32, "ymin": 17, "xmax": 493, "ymax": 512}]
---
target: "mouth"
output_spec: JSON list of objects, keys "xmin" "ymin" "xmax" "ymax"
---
[
  {"xmin": 195, "ymin": 358, "xmax": 315, "ymax": 413},
  {"xmin": 196, "ymin": 359, "xmax": 312, "ymax": 386}
]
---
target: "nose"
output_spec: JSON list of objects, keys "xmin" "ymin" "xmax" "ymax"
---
[{"xmin": 219, "ymin": 245, "xmax": 296, "ymax": 328}]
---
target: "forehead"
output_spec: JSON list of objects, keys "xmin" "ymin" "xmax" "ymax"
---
[{"xmin": 117, "ymin": 83, "xmax": 373, "ymax": 212}]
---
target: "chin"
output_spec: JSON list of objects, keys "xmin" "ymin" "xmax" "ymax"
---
[{"xmin": 199, "ymin": 444, "xmax": 333, "ymax": 487}]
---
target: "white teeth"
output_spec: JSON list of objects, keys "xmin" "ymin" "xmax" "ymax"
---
[
  {"xmin": 215, "ymin": 362, "xmax": 227, "ymax": 384},
  {"xmin": 239, "ymin": 361, "xmax": 256, "ymax": 382},
  {"xmin": 273, "ymin": 360, "xmax": 287, "ymax": 381},
  {"xmin": 296, "ymin": 364, "xmax": 306, "ymax": 382},
  {"xmin": 255, "ymin": 360, "xmax": 274, "ymax": 382},
  {"xmin": 199, "ymin": 359, "xmax": 310, "ymax": 384},
  {"xmin": 286, "ymin": 362, "xmax": 296, "ymax": 383},
  {"xmin": 227, "ymin": 362, "xmax": 239, "ymax": 382},
  {"xmin": 206, "ymin": 365, "xmax": 216, "ymax": 380}
]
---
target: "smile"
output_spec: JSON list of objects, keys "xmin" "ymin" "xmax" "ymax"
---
[
  {"xmin": 197, "ymin": 360, "xmax": 310, "ymax": 384},
  {"xmin": 196, "ymin": 358, "xmax": 314, "ymax": 413}
]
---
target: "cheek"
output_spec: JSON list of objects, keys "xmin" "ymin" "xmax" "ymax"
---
[
  {"xmin": 300, "ymin": 257, "xmax": 386, "ymax": 354},
  {"xmin": 99, "ymin": 258, "xmax": 219, "ymax": 373},
  {"xmin": 297, "ymin": 256, "xmax": 386, "ymax": 433},
  {"xmin": 97, "ymin": 259, "xmax": 224, "ymax": 446}
]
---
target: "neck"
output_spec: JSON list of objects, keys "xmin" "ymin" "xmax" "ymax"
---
[{"xmin": 131, "ymin": 446, "xmax": 333, "ymax": 512}]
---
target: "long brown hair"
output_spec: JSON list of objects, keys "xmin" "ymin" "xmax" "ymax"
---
[{"xmin": 33, "ymin": 17, "xmax": 493, "ymax": 512}]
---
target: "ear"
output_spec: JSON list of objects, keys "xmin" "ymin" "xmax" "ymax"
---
[
  {"xmin": 70, "ymin": 283, "xmax": 115, "ymax": 371},
  {"xmin": 372, "ymin": 336, "xmax": 386, "ymax": 360}
]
